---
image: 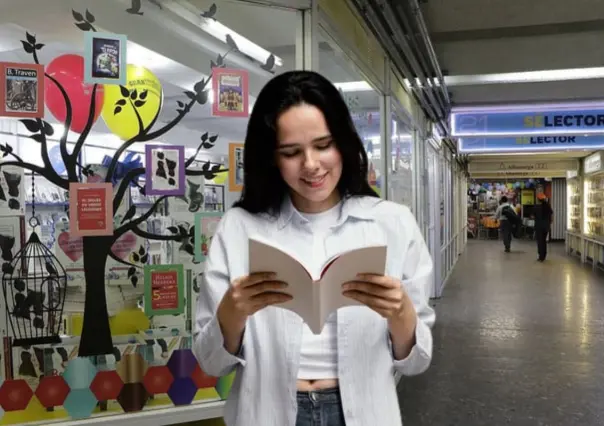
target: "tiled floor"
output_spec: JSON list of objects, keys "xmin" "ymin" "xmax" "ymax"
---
[{"xmin": 398, "ymin": 239, "xmax": 604, "ymax": 426}]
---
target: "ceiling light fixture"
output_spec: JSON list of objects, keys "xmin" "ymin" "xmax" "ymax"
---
[
  {"xmin": 333, "ymin": 81, "xmax": 373, "ymax": 92},
  {"xmin": 445, "ymin": 67, "xmax": 604, "ymax": 87},
  {"xmin": 127, "ymin": 42, "xmax": 173, "ymax": 69},
  {"xmin": 164, "ymin": 1, "xmax": 283, "ymax": 69}
]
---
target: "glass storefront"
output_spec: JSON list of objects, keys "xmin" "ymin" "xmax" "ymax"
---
[
  {"xmin": 388, "ymin": 103, "xmax": 414, "ymax": 211},
  {"xmin": 318, "ymin": 27, "xmax": 383, "ymax": 196}
]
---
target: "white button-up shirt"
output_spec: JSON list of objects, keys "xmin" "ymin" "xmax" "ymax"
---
[{"xmin": 193, "ymin": 195, "xmax": 435, "ymax": 426}]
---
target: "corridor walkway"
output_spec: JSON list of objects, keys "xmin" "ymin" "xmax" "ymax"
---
[{"xmin": 398, "ymin": 239, "xmax": 604, "ymax": 426}]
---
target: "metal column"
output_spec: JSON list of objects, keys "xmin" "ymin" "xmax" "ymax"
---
[{"xmin": 295, "ymin": 0, "xmax": 319, "ymax": 70}]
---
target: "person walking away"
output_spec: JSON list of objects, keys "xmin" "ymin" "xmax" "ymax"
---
[
  {"xmin": 534, "ymin": 193, "xmax": 553, "ymax": 261},
  {"xmin": 494, "ymin": 196, "xmax": 514, "ymax": 252}
]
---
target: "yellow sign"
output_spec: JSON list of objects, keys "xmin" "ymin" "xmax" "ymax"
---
[{"xmin": 521, "ymin": 189, "xmax": 535, "ymax": 205}]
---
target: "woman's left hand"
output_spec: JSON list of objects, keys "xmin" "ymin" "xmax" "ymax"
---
[{"xmin": 342, "ymin": 274, "xmax": 414, "ymax": 321}]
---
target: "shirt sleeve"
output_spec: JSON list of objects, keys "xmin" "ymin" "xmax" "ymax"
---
[
  {"xmin": 391, "ymin": 208, "xmax": 435, "ymax": 377},
  {"xmin": 193, "ymin": 212, "xmax": 246, "ymax": 377}
]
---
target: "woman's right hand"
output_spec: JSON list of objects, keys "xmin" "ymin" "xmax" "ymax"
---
[
  {"xmin": 217, "ymin": 272, "xmax": 291, "ymax": 354},
  {"xmin": 221, "ymin": 272, "xmax": 291, "ymax": 320}
]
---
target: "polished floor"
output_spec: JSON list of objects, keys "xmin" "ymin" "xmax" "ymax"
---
[{"xmin": 398, "ymin": 239, "xmax": 604, "ymax": 426}]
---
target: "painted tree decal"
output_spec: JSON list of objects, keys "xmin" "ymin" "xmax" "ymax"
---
[{"xmin": 1, "ymin": 8, "xmax": 233, "ymax": 356}]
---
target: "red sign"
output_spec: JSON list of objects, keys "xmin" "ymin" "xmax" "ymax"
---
[
  {"xmin": 151, "ymin": 270, "xmax": 179, "ymax": 311},
  {"xmin": 77, "ymin": 188, "xmax": 107, "ymax": 231}
]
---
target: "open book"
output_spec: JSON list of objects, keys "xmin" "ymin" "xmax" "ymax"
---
[{"xmin": 249, "ymin": 237, "xmax": 387, "ymax": 334}]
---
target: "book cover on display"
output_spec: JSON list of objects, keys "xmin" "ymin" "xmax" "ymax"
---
[
  {"xmin": 0, "ymin": 62, "xmax": 44, "ymax": 118},
  {"xmin": 212, "ymin": 68, "xmax": 249, "ymax": 118},
  {"xmin": 84, "ymin": 32, "xmax": 127, "ymax": 85}
]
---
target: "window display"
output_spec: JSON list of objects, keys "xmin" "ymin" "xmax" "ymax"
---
[
  {"xmin": 318, "ymin": 28, "xmax": 383, "ymax": 196},
  {"xmin": 388, "ymin": 112, "xmax": 414, "ymax": 210},
  {"xmin": 0, "ymin": 0, "xmax": 298, "ymax": 423},
  {"xmin": 584, "ymin": 173, "xmax": 604, "ymax": 238},
  {"xmin": 567, "ymin": 174, "xmax": 582, "ymax": 233}
]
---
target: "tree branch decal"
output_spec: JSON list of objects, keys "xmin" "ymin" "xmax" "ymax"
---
[{"xmin": 5, "ymin": 8, "xmax": 236, "ymax": 357}]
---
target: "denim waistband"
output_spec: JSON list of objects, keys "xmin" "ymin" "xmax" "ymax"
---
[{"xmin": 296, "ymin": 387, "xmax": 341, "ymax": 404}]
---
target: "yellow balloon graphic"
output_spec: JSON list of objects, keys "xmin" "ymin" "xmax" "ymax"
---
[
  {"xmin": 213, "ymin": 171, "xmax": 228, "ymax": 185},
  {"xmin": 101, "ymin": 65, "xmax": 163, "ymax": 141}
]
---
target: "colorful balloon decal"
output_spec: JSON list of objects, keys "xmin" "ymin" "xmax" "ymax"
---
[
  {"xmin": 45, "ymin": 54, "xmax": 105, "ymax": 133},
  {"xmin": 101, "ymin": 64, "xmax": 163, "ymax": 141}
]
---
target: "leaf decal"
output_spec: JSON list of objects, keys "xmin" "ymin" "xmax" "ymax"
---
[
  {"xmin": 128, "ymin": 266, "xmax": 136, "ymax": 278},
  {"xmin": 119, "ymin": 85, "xmax": 130, "ymax": 98},
  {"xmin": 20, "ymin": 41, "xmax": 33, "ymax": 54},
  {"xmin": 75, "ymin": 22, "xmax": 92, "ymax": 31},
  {"xmin": 139, "ymin": 245, "xmax": 145, "ymax": 256},
  {"xmin": 19, "ymin": 119, "xmax": 40, "ymax": 133},
  {"xmin": 225, "ymin": 34, "xmax": 239, "ymax": 51},
  {"xmin": 85, "ymin": 9, "xmax": 95, "ymax": 23},
  {"xmin": 72, "ymin": 9, "xmax": 84, "ymax": 21},
  {"xmin": 42, "ymin": 121, "xmax": 54, "ymax": 136},
  {"xmin": 26, "ymin": 32, "xmax": 36, "ymax": 45},
  {"xmin": 114, "ymin": 106, "xmax": 122, "ymax": 115},
  {"xmin": 121, "ymin": 205, "xmax": 136, "ymax": 224}
]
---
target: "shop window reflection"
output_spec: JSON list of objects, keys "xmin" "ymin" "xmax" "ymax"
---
[
  {"xmin": 317, "ymin": 28, "xmax": 383, "ymax": 196},
  {"xmin": 388, "ymin": 114, "xmax": 414, "ymax": 211}
]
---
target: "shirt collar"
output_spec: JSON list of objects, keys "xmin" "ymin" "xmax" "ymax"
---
[{"xmin": 277, "ymin": 194, "xmax": 377, "ymax": 229}]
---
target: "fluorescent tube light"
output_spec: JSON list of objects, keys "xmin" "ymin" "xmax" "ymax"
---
[
  {"xmin": 334, "ymin": 81, "xmax": 373, "ymax": 92},
  {"xmin": 200, "ymin": 18, "xmax": 283, "ymax": 68},
  {"xmin": 164, "ymin": 1, "xmax": 283, "ymax": 69},
  {"xmin": 445, "ymin": 67, "xmax": 604, "ymax": 87}
]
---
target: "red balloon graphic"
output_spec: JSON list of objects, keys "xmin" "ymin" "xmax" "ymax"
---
[{"xmin": 44, "ymin": 54, "xmax": 104, "ymax": 133}]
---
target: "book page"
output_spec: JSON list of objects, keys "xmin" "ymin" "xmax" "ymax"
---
[
  {"xmin": 320, "ymin": 245, "xmax": 387, "ymax": 324},
  {"xmin": 248, "ymin": 237, "xmax": 316, "ymax": 327}
]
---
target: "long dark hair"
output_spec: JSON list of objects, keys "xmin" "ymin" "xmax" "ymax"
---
[{"xmin": 233, "ymin": 70, "xmax": 378, "ymax": 214}]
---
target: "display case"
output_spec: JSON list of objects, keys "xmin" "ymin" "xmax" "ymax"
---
[
  {"xmin": 583, "ymin": 152, "xmax": 604, "ymax": 240},
  {"xmin": 584, "ymin": 173, "xmax": 604, "ymax": 239},
  {"xmin": 566, "ymin": 171, "xmax": 582, "ymax": 233}
]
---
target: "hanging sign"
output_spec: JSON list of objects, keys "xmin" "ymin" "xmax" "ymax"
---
[
  {"xmin": 144, "ymin": 264, "xmax": 184, "ymax": 316},
  {"xmin": 145, "ymin": 145, "xmax": 186, "ymax": 196},
  {"xmin": 194, "ymin": 212, "xmax": 223, "ymax": 262},
  {"xmin": 452, "ymin": 105, "xmax": 604, "ymax": 136},
  {"xmin": 84, "ymin": 32, "xmax": 127, "ymax": 85},
  {"xmin": 212, "ymin": 68, "xmax": 249, "ymax": 118},
  {"xmin": 459, "ymin": 135, "xmax": 604, "ymax": 153},
  {"xmin": 584, "ymin": 152, "xmax": 603, "ymax": 174},
  {"xmin": 0, "ymin": 62, "xmax": 44, "ymax": 118},
  {"xmin": 69, "ymin": 183, "xmax": 113, "ymax": 236},
  {"xmin": 228, "ymin": 142, "xmax": 244, "ymax": 192}
]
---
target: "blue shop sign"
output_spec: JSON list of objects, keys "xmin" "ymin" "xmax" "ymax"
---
[
  {"xmin": 452, "ymin": 108, "xmax": 604, "ymax": 136},
  {"xmin": 458, "ymin": 135, "xmax": 604, "ymax": 153}
]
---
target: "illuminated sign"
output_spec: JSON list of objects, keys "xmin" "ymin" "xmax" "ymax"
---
[
  {"xmin": 458, "ymin": 135, "xmax": 604, "ymax": 153},
  {"xmin": 451, "ymin": 104, "xmax": 604, "ymax": 136}
]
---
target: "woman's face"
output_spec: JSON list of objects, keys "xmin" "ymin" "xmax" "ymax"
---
[{"xmin": 275, "ymin": 104, "xmax": 342, "ymax": 213}]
